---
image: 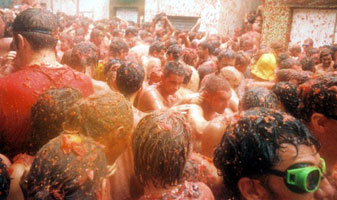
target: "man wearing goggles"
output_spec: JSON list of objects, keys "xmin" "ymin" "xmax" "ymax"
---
[{"xmin": 213, "ymin": 108, "xmax": 335, "ymax": 200}]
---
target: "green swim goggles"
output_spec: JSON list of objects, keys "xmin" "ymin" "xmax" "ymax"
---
[{"xmin": 267, "ymin": 158, "xmax": 326, "ymax": 193}]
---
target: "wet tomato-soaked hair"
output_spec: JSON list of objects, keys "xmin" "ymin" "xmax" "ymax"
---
[
  {"xmin": 298, "ymin": 73, "xmax": 337, "ymax": 122},
  {"xmin": 63, "ymin": 90, "xmax": 133, "ymax": 142},
  {"xmin": 29, "ymin": 87, "xmax": 83, "ymax": 155},
  {"xmin": 132, "ymin": 111, "xmax": 192, "ymax": 188},
  {"xmin": 213, "ymin": 108, "xmax": 320, "ymax": 199},
  {"xmin": 241, "ymin": 87, "xmax": 278, "ymax": 111},
  {"xmin": 26, "ymin": 134, "xmax": 107, "ymax": 200}
]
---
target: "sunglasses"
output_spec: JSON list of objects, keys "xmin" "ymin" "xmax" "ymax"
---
[{"xmin": 266, "ymin": 158, "xmax": 326, "ymax": 193}]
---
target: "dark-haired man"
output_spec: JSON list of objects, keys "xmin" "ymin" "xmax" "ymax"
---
[
  {"xmin": 174, "ymin": 74, "xmax": 232, "ymax": 154},
  {"xmin": 299, "ymin": 74, "xmax": 337, "ymax": 187},
  {"xmin": 0, "ymin": 8, "xmax": 94, "ymax": 158},
  {"xmin": 197, "ymin": 41, "xmax": 216, "ymax": 69},
  {"xmin": 135, "ymin": 61, "xmax": 185, "ymax": 112},
  {"xmin": 214, "ymin": 108, "xmax": 335, "ymax": 200}
]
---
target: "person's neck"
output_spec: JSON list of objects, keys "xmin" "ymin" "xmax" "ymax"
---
[
  {"xmin": 27, "ymin": 49, "xmax": 59, "ymax": 66},
  {"xmin": 200, "ymin": 99, "xmax": 215, "ymax": 121},
  {"xmin": 157, "ymin": 83, "xmax": 170, "ymax": 100}
]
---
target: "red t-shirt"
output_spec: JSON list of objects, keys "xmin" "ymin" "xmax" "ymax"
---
[{"xmin": 0, "ymin": 64, "xmax": 94, "ymax": 158}]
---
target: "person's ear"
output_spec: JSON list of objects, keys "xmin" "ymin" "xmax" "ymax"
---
[
  {"xmin": 16, "ymin": 34, "xmax": 25, "ymax": 50},
  {"xmin": 311, "ymin": 113, "xmax": 328, "ymax": 134},
  {"xmin": 238, "ymin": 178, "xmax": 269, "ymax": 200}
]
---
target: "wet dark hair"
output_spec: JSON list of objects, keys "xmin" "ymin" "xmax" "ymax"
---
[
  {"xmin": 167, "ymin": 44, "xmax": 182, "ymax": 61},
  {"xmin": 276, "ymin": 69, "xmax": 311, "ymax": 85},
  {"xmin": 277, "ymin": 53, "xmax": 289, "ymax": 64},
  {"xmin": 70, "ymin": 41, "xmax": 98, "ymax": 69},
  {"xmin": 199, "ymin": 41, "xmax": 214, "ymax": 54},
  {"xmin": 300, "ymin": 57, "xmax": 315, "ymax": 72},
  {"xmin": 217, "ymin": 49, "xmax": 236, "ymax": 61},
  {"xmin": 213, "ymin": 108, "xmax": 320, "ymax": 199},
  {"xmin": 201, "ymin": 74, "xmax": 231, "ymax": 94},
  {"xmin": 116, "ymin": 62, "xmax": 145, "ymax": 96},
  {"xmin": 29, "ymin": 88, "xmax": 83, "ymax": 155},
  {"xmin": 12, "ymin": 8, "xmax": 58, "ymax": 50},
  {"xmin": 125, "ymin": 26, "xmax": 138, "ymax": 37},
  {"xmin": 272, "ymin": 82, "xmax": 300, "ymax": 118},
  {"xmin": 197, "ymin": 64, "xmax": 214, "ymax": 82},
  {"xmin": 298, "ymin": 73, "xmax": 337, "ymax": 122},
  {"xmin": 109, "ymin": 38, "xmax": 129, "ymax": 56},
  {"xmin": 279, "ymin": 57, "xmax": 299, "ymax": 69},
  {"xmin": 0, "ymin": 158, "xmax": 10, "ymax": 200},
  {"xmin": 163, "ymin": 61, "xmax": 185, "ymax": 78},
  {"xmin": 149, "ymin": 41, "xmax": 164, "ymax": 55},
  {"xmin": 132, "ymin": 111, "xmax": 191, "ymax": 187},
  {"xmin": 26, "ymin": 134, "xmax": 107, "ymax": 200},
  {"xmin": 235, "ymin": 51, "xmax": 250, "ymax": 67},
  {"xmin": 241, "ymin": 87, "xmax": 278, "ymax": 111},
  {"xmin": 103, "ymin": 58, "xmax": 122, "ymax": 78},
  {"xmin": 63, "ymin": 91, "xmax": 133, "ymax": 142},
  {"xmin": 182, "ymin": 48, "xmax": 198, "ymax": 66}
]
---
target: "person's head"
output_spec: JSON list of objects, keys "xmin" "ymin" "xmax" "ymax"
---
[
  {"xmin": 213, "ymin": 108, "xmax": 332, "ymax": 200},
  {"xmin": 182, "ymin": 48, "xmax": 198, "ymax": 68},
  {"xmin": 308, "ymin": 48, "xmax": 320, "ymax": 65},
  {"xmin": 220, "ymin": 66, "xmax": 242, "ymax": 88},
  {"xmin": 166, "ymin": 44, "xmax": 182, "ymax": 62},
  {"xmin": 132, "ymin": 111, "xmax": 191, "ymax": 188},
  {"xmin": 160, "ymin": 61, "xmax": 185, "ymax": 95},
  {"xmin": 90, "ymin": 28, "xmax": 104, "ymax": 46},
  {"xmin": 125, "ymin": 26, "xmax": 138, "ymax": 39},
  {"xmin": 303, "ymin": 38, "xmax": 314, "ymax": 54},
  {"xmin": 109, "ymin": 38, "xmax": 129, "ymax": 60},
  {"xmin": 289, "ymin": 44, "xmax": 302, "ymax": 57},
  {"xmin": 59, "ymin": 32, "xmax": 73, "ymax": 52},
  {"xmin": 279, "ymin": 58, "xmax": 301, "ymax": 71},
  {"xmin": 319, "ymin": 49, "xmax": 332, "ymax": 68},
  {"xmin": 29, "ymin": 88, "xmax": 83, "ymax": 155},
  {"xmin": 26, "ymin": 134, "xmax": 107, "ymax": 199},
  {"xmin": 276, "ymin": 69, "xmax": 311, "ymax": 85},
  {"xmin": 197, "ymin": 63, "xmax": 215, "ymax": 82},
  {"xmin": 270, "ymin": 41, "xmax": 285, "ymax": 56},
  {"xmin": 70, "ymin": 41, "xmax": 98, "ymax": 75},
  {"xmin": 300, "ymin": 57, "xmax": 315, "ymax": 72},
  {"xmin": 12, "ymin": 8, "xmax": 58, "ymax": 68},
  {"xmin": 272, "ymin": 82, "xmax": 300, "ymax": 118},
  {"xmin": 116, "ymin": 61, "xmax": 145, "ymax": 97},
  {"xmin": 149, "ymin": 41, "xmax": 165, "ymax": 60},
  {"xmin": 105, "ymin": 59, "xmax": 122, "ymax": 88},
  {"xmin": 197, "ymin": 41, "xmax": 213, "ymax": 59},
  {"xmin": 298, "ymin": 74, "xmax": 337, "ymax": 167},
  {"xmin": 235, "ymin": 51, "xmax": 250, "ymax": 73},
  {"xmin": 0, "ymin": 17, "xmax": 4, "ymax": 38},
  {"xmin": 201, "ymin": 74, "xmax": 232, "ymax": 114},
  {"xmin": 217, "ymin": 49, "xmax": 236, "ymax": 70},
  {"xmin": 63, "ymin": 91, "xmax": 133, "ymax": 164},
  {"xmin": 0, "ymin": 158, "xmax": 10, "ymax": 200},
  {"xmin": 240, "ymin": 87, "xmax": 278, "ymax": 111}
]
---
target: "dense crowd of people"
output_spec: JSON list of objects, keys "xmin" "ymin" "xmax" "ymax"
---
[{"xmin": 0, "ymin": 1, "xmax": 336, "ymax": 199}]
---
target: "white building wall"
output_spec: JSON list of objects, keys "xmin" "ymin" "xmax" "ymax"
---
[
  {"xmin": 145, "ymin": 0, "xmax": 260, "ymax": 35},
  {"xmin": 40, "ymin": 0, "xmax": 109, "ymax": 20}
]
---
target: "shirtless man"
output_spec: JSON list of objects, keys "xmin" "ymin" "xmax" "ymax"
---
[
  {"xmin": 175, "ymin": 74, "xmax": 232, "ymax": 154},
  {"xmin": 315, "ymin": 48, "xmax": 335, "ymax": 74},
  {"xmin": 142, "ymin": 41, "xmax": 165, "ymax": 80},
  {"xmin": 196, "ymin": 41, "xmax": 216, "ymax": 69},
  {"xmin": 135, "ymin": 61, "xmax": 185, "ymax": 112}
]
